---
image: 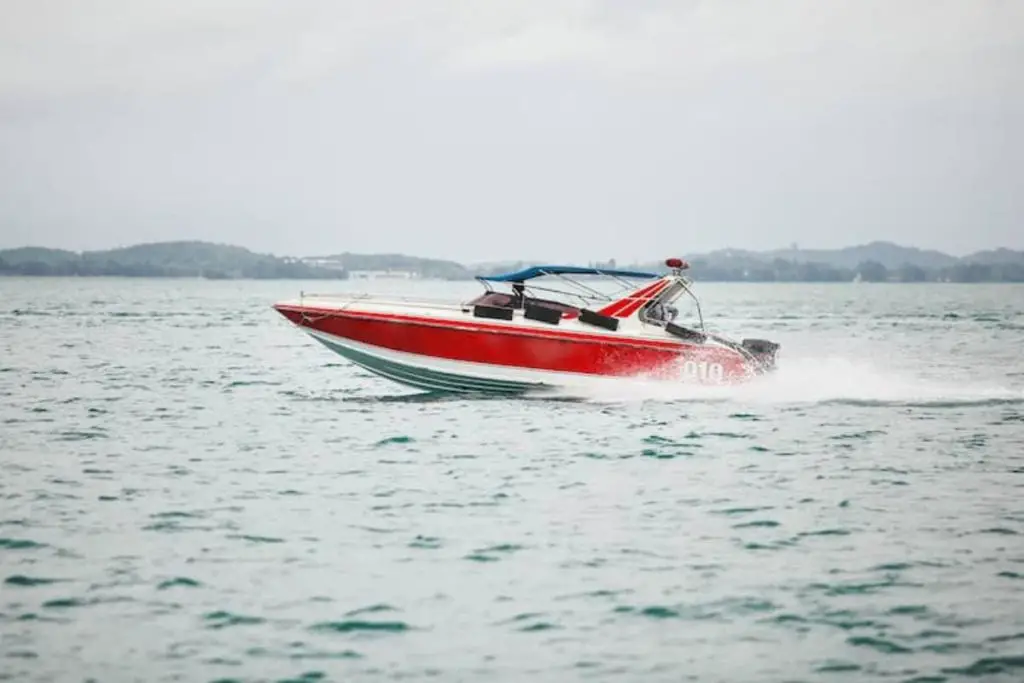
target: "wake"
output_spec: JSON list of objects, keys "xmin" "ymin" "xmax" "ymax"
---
[{"xmin": 549, "ymin": 354, "xmax": 1024, "ymax": 408}]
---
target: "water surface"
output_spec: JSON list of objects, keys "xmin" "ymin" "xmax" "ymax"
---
[{"xmin": 2, "ymin": 278, "xmax": 1023, "ymax": 682}]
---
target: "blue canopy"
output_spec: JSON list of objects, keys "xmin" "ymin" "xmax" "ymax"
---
[{"xmin": 478, "ymin": 265, "xmax": 661, "ymax": 282}]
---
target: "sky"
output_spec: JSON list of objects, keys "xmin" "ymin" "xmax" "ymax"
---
[{"xmin": 0, "ymin": 0, "xmax": 1021, "ymax": 264}]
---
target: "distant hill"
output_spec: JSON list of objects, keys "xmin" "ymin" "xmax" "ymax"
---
[
  {"xmin": 0, "ymin": 241, "xmax": 347, "ymax": 280},
  {"xmin": 0, "ymin": 247, "xmax": 80, "ymax": 266},
  {"xmin": 960, "ymin": 248, "xmax": 1024, "ymax": 265},
  {"xmin": 766, "ymin": 241, "xmax": 959, "ymax": 270},
  {"xmin": 1, "ymin": 239, "xmax": 1021, "ymax": 282},
  {"xmin": 661, "ymin": 241, "xmax": 985, "ymax": 270},
  {"xmin": 627, "ymin": 241, "xmax": 1024, "ymax": 283}
]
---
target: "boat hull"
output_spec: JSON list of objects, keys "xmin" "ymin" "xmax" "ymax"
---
[{"xmin": 275, "ymin": 303, "xmax": 767, "ymax": 394}]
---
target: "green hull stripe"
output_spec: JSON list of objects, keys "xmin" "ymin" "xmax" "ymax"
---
[{"xmin": 313, "ymin": 335, "xmax": 545, "ymax": 395}]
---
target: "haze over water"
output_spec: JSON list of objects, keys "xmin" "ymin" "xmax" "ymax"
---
[{"xmin": 2, "ymin": 277, "xmax": 1023, "ymax": 682}]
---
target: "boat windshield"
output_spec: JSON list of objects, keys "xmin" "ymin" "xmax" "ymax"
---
[
  {"xmin": 467, "ymin": 272, "xmax": 654, "ymax": 312},
  {"xmin": 638, "ymin": 279, "xmax": 705, "ymax": 331}
]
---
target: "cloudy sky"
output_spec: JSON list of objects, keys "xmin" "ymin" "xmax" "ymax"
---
[{"xmin": 0, "ymin": 0, "xmax": 1021, "ymax": 263}]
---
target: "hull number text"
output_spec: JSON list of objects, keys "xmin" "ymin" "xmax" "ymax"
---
[{"xmin": 681, "ymin": 360, "xmax": 725, "ymax": 382}]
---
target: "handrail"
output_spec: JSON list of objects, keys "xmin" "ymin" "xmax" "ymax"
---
[
  {"xmin": 293, "ymin": 290, "xmax": 694, "ymax": 307},
  {"xmin": 292, "ymin": 273, "xmax": 708, "ymax": 323},
  {"xmin": 678, "ymin": 280, "xmax": 706, "ymax": 331}
]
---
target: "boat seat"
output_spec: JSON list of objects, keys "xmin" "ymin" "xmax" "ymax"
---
[
  {"xmin": 468, "ymin": 292, "xmax": 516, "ymax": 309},
  {"xmin": 521, "ymin": 297, "xmax": 581, "ymax": 318}
]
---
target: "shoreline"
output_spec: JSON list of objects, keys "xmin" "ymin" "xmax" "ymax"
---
[{"xmin": 2, "ymin": 274, "xmax": 1021, "ymax": 284}]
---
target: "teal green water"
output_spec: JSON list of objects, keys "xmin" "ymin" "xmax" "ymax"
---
[{"xmin": 2, "ymin": 278, "xmax": 1023, "ymax": 682}]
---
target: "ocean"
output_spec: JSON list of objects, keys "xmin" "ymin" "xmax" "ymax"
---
[{"xmin": 2, "ymin": 277, "xmax": 1022, "ymax": 682}]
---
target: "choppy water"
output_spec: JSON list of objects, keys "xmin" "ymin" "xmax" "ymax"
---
[{"xmin": 2, "ymin": 277, "xmax": 1023, "ymax": 682}]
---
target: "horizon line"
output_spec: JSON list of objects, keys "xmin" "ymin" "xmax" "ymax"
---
[{"xmin": 1, "ymin": 238, "xmax": 1022, "ymax": 264}]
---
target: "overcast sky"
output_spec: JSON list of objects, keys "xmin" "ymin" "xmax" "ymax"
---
[{"xmin": 0, "ymin": 0, "xmax": 1021, "ymax": 263}]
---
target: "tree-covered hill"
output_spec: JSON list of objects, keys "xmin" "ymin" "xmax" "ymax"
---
[
  {"xmin": 0, "ymin": 241, "xmax": 347, "ymax": 279},
  {"xmin": 2, "ymin": 239, "xmax": 1022, "ymax": 282}
]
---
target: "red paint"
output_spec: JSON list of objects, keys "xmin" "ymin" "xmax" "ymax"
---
[
  {"xmin": 274, "ymin": 305, "xmax": 751, "ymax": 380},
  {"xmin": 597, "ymin": 279, "xmax": 670, "ymax": 318},
  {"xmin": 665, "ymin": 257, "xmax": 689, "ymax": 270}
]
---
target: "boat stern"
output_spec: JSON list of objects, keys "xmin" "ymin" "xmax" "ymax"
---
[{"xmin": 741, "ymin": 338, "xmax": 781, "ymax": 373}]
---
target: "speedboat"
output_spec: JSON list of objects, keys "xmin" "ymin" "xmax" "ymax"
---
[{"xmin": 272, "ymin": 258, "xmax": 779, "ymax": 395}]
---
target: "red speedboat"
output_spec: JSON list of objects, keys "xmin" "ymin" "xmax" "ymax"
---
[{"xmin": 272, "ymin": 258, "xmax": 779, "ymax": 395}]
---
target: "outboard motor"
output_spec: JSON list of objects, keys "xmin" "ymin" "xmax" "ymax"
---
[{"xmin": 741, "ymin": 338, "xmax": 780, "ymax": 373}]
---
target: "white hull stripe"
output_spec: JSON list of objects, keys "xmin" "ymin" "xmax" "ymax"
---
[{"xmin": 311, "ymin": 333, "xmax": 545, "ymax": 395}]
